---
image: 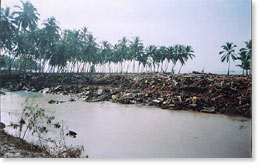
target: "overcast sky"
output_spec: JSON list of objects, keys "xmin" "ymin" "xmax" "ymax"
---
[{"xmin": 2, "ymin": 0, "xmax": 251, "ymax": 73}]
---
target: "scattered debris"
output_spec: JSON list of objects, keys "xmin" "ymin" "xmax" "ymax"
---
[
  {"xmin": 0, "ymin": 73, "xmax": 252, "ymax": 117},
  {"xmin": 152, "ymin": 98, "xmax": 164, "ymax": 103},
  {"xmin": 200, "ymin": 107, "xmax": 216, "ymax": 113},
  {"xmin": 48, "ymin": 99, "xmax": 65, "ymax": 104},
  {"xmin": 66, "ymin": 131, "xmax": 77, "ymax": 138}
]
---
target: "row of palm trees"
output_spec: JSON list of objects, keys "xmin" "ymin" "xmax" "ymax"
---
[
  {"xmin": 0, "ymin": 1, "xmax": 195, "ymax": 75},
  {"xmin": 219, "ymin": 40, "xmax": 252, "ymax": 75}
]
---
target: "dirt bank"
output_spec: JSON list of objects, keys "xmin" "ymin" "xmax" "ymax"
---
[
  {"xmin": 0, "ymin": 131, "xmax": 52, "ymax": 158},
  {"xmin": 0, "ymin": 72, "xmax": 252, "ymax": 117}
]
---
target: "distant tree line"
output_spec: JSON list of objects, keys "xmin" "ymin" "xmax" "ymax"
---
[{"xmin": 0, "ymin": 1, "xmax": 195, "ymax": 75}]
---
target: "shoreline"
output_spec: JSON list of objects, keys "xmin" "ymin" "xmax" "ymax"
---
[
  {"xmin": 0, "ymin": 72, "xmax": 252, "ymax": 117},
  {"xmin": 0, "ymin": 131, "xmax": 52, "ymax": 158}
]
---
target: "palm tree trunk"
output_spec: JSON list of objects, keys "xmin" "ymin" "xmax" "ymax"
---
[
  {"xmin": 228, "ymin": 59, "xmax": 230, "ymax": 75},
  {"xmin": 133, "ymin": 61, "xmax": 135, "ymax": 73},
  {"xmin": 8, "ymin": 54, "xmax": 12, "ymax": 76},
  {"xmin": 178, "ymin": 64, "xmax": 183, "ymax": 74}
]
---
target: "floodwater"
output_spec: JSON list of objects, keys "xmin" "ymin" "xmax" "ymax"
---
[{"xmin": 0, "ymin": 91, "xmax": 252, "ymax": 158}]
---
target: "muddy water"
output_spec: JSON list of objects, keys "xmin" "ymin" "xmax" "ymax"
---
[{"xmin": 0, "ymin": 91, "xmax": 251, "ymax": 158}]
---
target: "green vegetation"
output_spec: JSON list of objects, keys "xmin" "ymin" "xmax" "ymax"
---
[{"xmin": 0, "ymin": 1, "xmax": 195, "ymax": 74}]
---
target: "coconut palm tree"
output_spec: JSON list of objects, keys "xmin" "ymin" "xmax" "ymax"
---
[
  {"xmin": 36, "ymin": 17, "xmax": 60, "ymax": 72},
  {"xmin": 129, "ymin": 37, "xmax": 144, "ymax": 73},
  {"xmin": 219, "ymin": 42, "xmax": 237, "ymax": 75},
  {"xmin": 12, "ymin": 1, "xmax": 40, "ymax": 74},
  {"xmin": 236, "ymin": 51, "xmax": 250, "ymax": 75},
  {"xmin": 84, "ymin": 33, "xmax": 99, "ymax": 73},
  {"xmin": 240, "ymin": 40, "xmax": 252, "ymax": 59},
  {"xmin": 99, "ymin": 41, "xmax": 113, "ymax": 73},
  {"xmin": 178, "ymin": 45, "xmax": 195, "ymax": 73},
  {"xmin": 13, "ymin": 1, "xmax": 40, "ymax": 32},
  {"xmin": 115, "ymin": 37, "xmax": 129, "ymax": 73},
  {"xmin": 167, "ymin": 46, "xmax": 177, "ymax": 73},
  {"xmin": 239, "ymin": 40, "xmax": 252, "ymax": 74},
  {"xmin": 0, "ymin": 7, "xmax": 17, "ymax": 75}
]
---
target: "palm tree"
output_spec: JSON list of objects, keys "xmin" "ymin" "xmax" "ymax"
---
[
  {"xmin": 13, "ymin": 1, "xmax": 40, "ymax": 32},
  {"xmin": 239, "ymin": 40, "xmax": 252, "ymax": 74},
  {"xmin": 240, "ymin": 40, "xmax": 252, "ymax": 59},
  {"xmin": 167, "ymin": 46, "xmax": 177, "ymax": 73},
  {"xmin": 12, "ymin": 1, "xmax": 40, "ymax": 74},
  {"xmin": 115, "ymin": 37, "xmax": 129, "ymax": 73},
  {"xmin": 100, "ymin": 41, "xmax": 113, "ymax": 73},
  {"xmin": 37, "ymin": 17, "xmax": 60, "ymax": 72},
  {"xmin": 174, "ymin": 45, "xmax": 186, "ymax": 74},
  {"xmin": 129, "ymin": 37, "xmax": 144, "ymax": 73},
  {"xmin": 236, "ymin": 51, "xmax": 250, "ymax": 75},
  {"xmin": 0, "ymin": 56, "xmax": 6, "ymax": 71},
  {"xmin": 85, "ymin": 33, "xmax": 99, "ymax": 73},
  {"xmin": 158, "ymin": 46, "xmax": 169, "ymax": 72},
  {"xmin": 219, "ymin": 42, "xmax": 237, "ymax": 75},
  {"xmin": 0, "ymin": 7, "xmax": 17, "ymax": 75},
  {"xmin": 178, "ymin": 45, "xmax": 195, "ymax": 74}
]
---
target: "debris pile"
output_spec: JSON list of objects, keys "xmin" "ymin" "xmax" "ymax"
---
[{"xmin": 0, "ymin": 73, "xmax": 251, "ymax": 117}]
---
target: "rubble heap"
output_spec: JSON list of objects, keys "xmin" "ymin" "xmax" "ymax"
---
[{"xmin": 0, "ymin": 72, "xmax": 252, "ymax": 117}]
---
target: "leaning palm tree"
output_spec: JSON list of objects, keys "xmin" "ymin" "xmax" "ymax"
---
[
  {"xmin": 219, "ymin": 42, "xmax": 237, "ymax": 75},
  {"xmin": 177, "ymin": 45, "xmax": 195, "ymax": 74}
]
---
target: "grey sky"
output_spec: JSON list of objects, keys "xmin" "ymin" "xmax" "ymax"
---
[{"xmin": 3, "ymin": 0, "xmax": 251, "ymax": 73}]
